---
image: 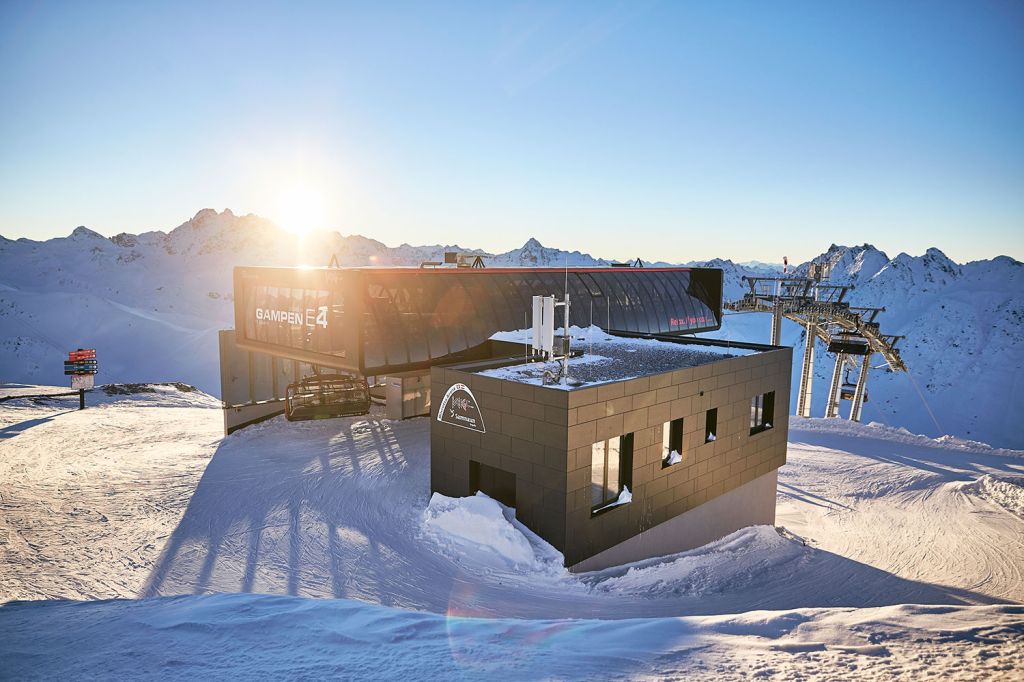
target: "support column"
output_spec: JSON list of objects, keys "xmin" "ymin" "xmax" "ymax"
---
[
  {"xmin": 271, "ymin": 356, "xmax": 279, "ymax": 399},
  {"xmin": 850, "ymin": 352, "xmax": 871, "ymax": 422},
  {"xmin": 825, "ymin": 352, "xmax": 845, "ymax": 418},
  {"xmin": 796, "ymin": 318, "xmax": 816, "ymax": 418},
  {"xmin": 770, "ymin": 300, "xmax": 783, "ymax": 346}
]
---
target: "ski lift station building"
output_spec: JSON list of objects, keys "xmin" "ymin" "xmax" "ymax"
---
[{"xmin": 221, "ymin": 263, "xmax": 792, "ymax": 570}]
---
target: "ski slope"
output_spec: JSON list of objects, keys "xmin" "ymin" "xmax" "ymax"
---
[{"xmin": 1, "ymin": 385, "xmax": 1022, "ymax": 678}]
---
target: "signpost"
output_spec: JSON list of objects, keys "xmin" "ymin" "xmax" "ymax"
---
[{"xmin": 64, "ymin": 348, "xmax": 97, "ymax": 409}]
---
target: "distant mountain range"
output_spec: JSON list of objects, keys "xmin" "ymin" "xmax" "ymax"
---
[{"xmin": 1, "ymin": 208, "xmax": 1020, "ymax": 448}]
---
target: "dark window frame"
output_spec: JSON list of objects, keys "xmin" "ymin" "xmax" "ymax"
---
[
  {"xmin": 662, "ymin": 417, "xmax": 685, "ymax": 467},
  {"xmin": 750, "ymin": 391, "xmax": 776, "ymax": 435},
  {"xmin": 705, "ymin": 408, "xmax": 718, "ymax": 443},
  {"xmin": 590, "ymin": 433, "xmax": 634, "ymax": 514}
]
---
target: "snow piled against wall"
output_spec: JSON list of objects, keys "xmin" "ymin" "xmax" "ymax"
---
[{"xmin": 422, "ymin": 492, "xmax": 541, "ymax": 568}]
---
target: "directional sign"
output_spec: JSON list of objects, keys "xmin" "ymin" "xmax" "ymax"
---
[
  {"xmin": 66, "ymin": 350, "xmax": 97, "ymax": 374},
  {"xmin": 66, "ymin": 348, "xmax": 98, "ymax": 409},
  {"xmin": 64, "ymin": 358, "xmax": 98, "ymax": 375}
]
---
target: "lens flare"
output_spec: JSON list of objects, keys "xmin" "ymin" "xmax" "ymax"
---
[{"xmin": 274, "ymin": 184, "xmax": 327, "ymax": 235}]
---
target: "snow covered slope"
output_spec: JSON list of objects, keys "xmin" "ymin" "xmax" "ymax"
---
[
  {"xmin": 1, "ymin": 389, "xmax": 1022, "ymax": 678},
  {"xmin": 3, "ymin": 595, "xmax": 1021, "ymax": 681},
  {"xmin": 1, "ymin": 213, "xmax": 1020, "ymax": 445}
]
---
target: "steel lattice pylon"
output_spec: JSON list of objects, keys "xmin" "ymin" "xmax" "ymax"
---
[{"xmin": 726, "ymin": 272, "xmax": 907, "ymax": 421}]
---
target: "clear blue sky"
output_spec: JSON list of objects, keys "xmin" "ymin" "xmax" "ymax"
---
[{"xmin": 1, "ymin": 0, "xmax": 1022, "ymax": 263}]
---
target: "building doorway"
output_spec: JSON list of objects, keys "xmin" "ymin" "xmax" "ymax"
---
[{"xmin": 469, "ymin": 460, "xmax": 516, "ymax": 508}]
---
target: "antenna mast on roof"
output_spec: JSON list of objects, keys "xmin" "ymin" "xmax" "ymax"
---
[
  {"xmin": 531, "ymin": 292, "xmax": 570, "ymax": 385},
  {"xmin": 564, "ymin": 256, "xmax": 570, "ymax": 383}
]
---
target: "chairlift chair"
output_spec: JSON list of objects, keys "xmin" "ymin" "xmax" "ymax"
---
[
  {"xmin": 827, "ymin": 333, "xmax": 871, "ymax": 355},
  {"xmin": 285, "ymin": 373, "xmax": 371, "ymax": 421},
  {"xmin": 838, "ymin": 368, "xmax": 868, "ymax": 403}
]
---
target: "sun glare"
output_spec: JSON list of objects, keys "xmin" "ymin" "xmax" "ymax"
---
[{"xmin": 275, "ymin": 184, "xmax": 328, "ymax": 235}]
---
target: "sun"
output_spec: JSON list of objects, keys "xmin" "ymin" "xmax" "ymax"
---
[{"xmin": 274, "ymin": 184, "xmax": 328, "ymax": 235}]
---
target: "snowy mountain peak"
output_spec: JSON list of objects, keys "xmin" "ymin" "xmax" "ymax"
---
[
  {"xmin": 798, "ymin": 243, "xmax": 890, "ymax": 285},
  {"xmin": 920, "ymin": 247, "xmax": 961, "ymax": 276},
  {"xmin": 887, "ymin": 249, "xmax": 961, "ymax": 276},
  {"xmin": 109, "ymin": 233, "xmax": 137, "ymax": 248},
  {"xmin": 180, "ymin": 208, "xmax": 246, "ymax": 234},
  {"xmin": 989, "ymin": 255, "xmax": 1023, "ymax": 268},
  {"xmin": 489, "ymin": 237, "xmax": 607, "ymax": 268},
  {"xmin": 190, "ymin": 208, "xmax": 221, "ymax": 224},
  {"xmin": 70, "ymin": 226, "xmax": 105, "ymax": 240}
]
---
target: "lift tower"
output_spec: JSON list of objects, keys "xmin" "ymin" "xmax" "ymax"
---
[{"xmin": 726, "ymin": 264, "xmax": 907, "ymax": 422}]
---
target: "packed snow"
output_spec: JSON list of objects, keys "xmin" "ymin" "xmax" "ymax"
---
[
  {"xmin": 2, "ymin": 596, "xmax": 1021, "ymax": 681},
  {"xmin": 482, "ymin": 326, "xmax": 755, "ymax": 388},
  {"xmin": 2, "ymin": 385, "xmax": 1022, "ymax": 678}
]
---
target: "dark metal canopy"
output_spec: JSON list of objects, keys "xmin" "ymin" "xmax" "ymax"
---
[{"xmin": 234, "ymin": 265, "xmax": 723, "ymax": 375}]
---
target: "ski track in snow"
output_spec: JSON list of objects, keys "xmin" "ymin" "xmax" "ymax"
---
[{"xmin": 2, "ymin": 387, "xmax": 1023, "ymax": 678}]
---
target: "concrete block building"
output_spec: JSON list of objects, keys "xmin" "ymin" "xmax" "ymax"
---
[{"xmin": 431, "ymin": 334, "xmax": 791, "ymax": 570}]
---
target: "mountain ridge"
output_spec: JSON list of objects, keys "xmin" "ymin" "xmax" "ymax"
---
[
  {"xmin": 1, "ymin": 209, "xmax": 1020, "ymax": 447},
  {"xmin": 6, "ymin": 208, "xmax": 1016, "ymax": 270}
]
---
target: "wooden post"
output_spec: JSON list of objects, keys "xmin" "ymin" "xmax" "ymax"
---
[{"xmin": 79, "ymin": 388, "xmax": 85, "ymax": 410}]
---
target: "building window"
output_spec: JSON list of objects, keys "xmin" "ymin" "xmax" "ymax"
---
[
  {"xmin": 750, "ymin": 391, "xmax": 775, "ymax": 435},
  {"xmin": 662, "ymin": 418, "xmax": 684, "ymax": 467},
  {"xmin": 705, "ymin": 408, "xmax": 718, "ymax": 443},
  {"xmin": 591, "ymin": 433, "xmax": 634, "ymax": 513}
]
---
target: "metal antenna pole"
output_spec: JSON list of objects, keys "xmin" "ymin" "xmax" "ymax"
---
[
  {"xmin": 563, "ymin": 292, "xmax": 570, "ymax": 383},
  {"xmin": 524, "ymin": 311, "xmax": 528, "ymax": 362}
]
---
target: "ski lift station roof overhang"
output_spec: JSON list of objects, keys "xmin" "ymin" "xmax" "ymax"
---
[{"xmin": 232, "ymin": 265, "xmax": 725, "ymax": 377}]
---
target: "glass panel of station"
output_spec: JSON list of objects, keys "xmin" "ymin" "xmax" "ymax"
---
[
  {"xmin": 240, "ymin": 267, "xmax": 722, "ymax": 376},
  {"xmin": 242, "ymin": 281, "xmax": 348, "ymax": 358}
]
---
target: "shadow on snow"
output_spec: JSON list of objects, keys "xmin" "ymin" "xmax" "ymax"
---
[{"xmin": 139, "ymin": 415, "xmax": 1013, "ymax": 619}]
